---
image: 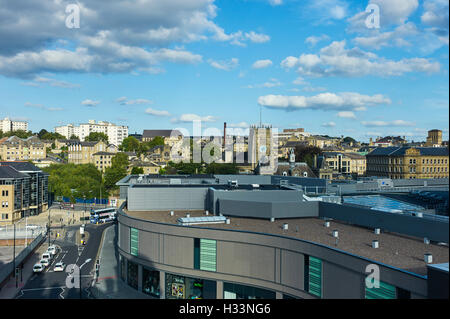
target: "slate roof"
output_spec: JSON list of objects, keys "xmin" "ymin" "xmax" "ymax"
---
[
  {"xmin": 368, "ymin": 146, "xmax": 449, "ymax": 157},
  {"xmin": 0, "ymin": 165, "xmax": 29, "ymax": 179},
  {"xmin": 0, "ymin": 161, "xmax": 43, "ymax": 172}
]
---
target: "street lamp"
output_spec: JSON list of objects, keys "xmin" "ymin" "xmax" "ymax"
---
[
  {"xmin": 83, "ymin": 195, "xmax": 86, "ymax": 223},
  {"xmin": 79, "ymin": 258, "xmax": 92, "ymax": 299}
]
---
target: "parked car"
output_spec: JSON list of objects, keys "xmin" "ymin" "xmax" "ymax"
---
[
  {"xmin": 33, "ymin": 263, "xmax": 44, "ymax": 273},
  {"xmin": 53, "ymin": 262, "xmax": 66, "ymax": 272}
]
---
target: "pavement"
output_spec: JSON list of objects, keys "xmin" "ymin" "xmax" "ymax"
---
[{"xmin": 89, "ymin": 224, "xmax": 150, "ymax": 299}]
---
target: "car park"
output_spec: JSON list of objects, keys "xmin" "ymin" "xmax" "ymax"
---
[
  {"xmin": 53, "ymin": 262, "xmax": 66, "ymax": 272},
  {"xmin": 33, "ymin": 263, "xmax": 44, "ymax": 273}
]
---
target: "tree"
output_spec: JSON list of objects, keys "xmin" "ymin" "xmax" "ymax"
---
[
  {"xmin": 40, "ymin": 131, "xmax": 65, "ymax": 140},
  {"xmin": 38, "ymin": 129, "xmax": 48, "ymax": 139},
  {"xmin": 104, "ymin": 153, "xmax": 129, "ymax": 191},
  {"xmin": 343, "ymin": 136, "xmax": 357, "ymax": 145},
  {"xmin": 85, "ymin": 132, "xmax": 109, "ymax": 144},
  {"xmin": 205, "ymin": 163, "xmax": 239, "ymax": 174},
  {"xmin": 131, "ymin": 167, "xmax": 144, "ymax": 175},
  {"xmin": 120, "ymin": 136, "xmax": 140, "ymax": 152},
  {"xmin": 294, "ymin": 145, "xmax": 322, "ymax": 168},
  {"xmin": 69, "ymin": 134, "xmax": 79, "ymax": 140}
]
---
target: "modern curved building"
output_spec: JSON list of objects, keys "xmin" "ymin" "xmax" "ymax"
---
[{"xmin": 116, "ymin": 174, "xmax": 449, "ymax": 299}]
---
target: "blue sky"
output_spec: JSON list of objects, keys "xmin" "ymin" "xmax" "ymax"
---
[{"xmin": 0, "ymin": 0, "xmax": 448, "ymax": 142}]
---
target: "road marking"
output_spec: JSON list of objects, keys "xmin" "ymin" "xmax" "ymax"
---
[{"xmin": 20, "ymin": 286, "xmax": 66, "ymax": 292}]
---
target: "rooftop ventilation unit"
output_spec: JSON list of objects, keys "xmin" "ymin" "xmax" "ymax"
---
[
  {"xmin": 332, "ymin": 230, "xmax": 339, "ymax": 238},
  {"xmin": 205, "ymin": 210, "xmax": 209, "ymax": 216},
  {"xmin": 424, "ymin": 253, "xmax": 433, "ymax": 264},
  {"xmin": 372, "ymin": 240, "xmax": 379, "ymax": 249},
  {"xmin": 424, "ymin": 238, "xmax": 430, "ymax": 245},
  {"xmin": 282, "ymin": 223, "xmax": 288, "ymax": 230},
  {"xmin": 374, "ymin": 228, "xmax": 381, "ymax": 235},
  {"xmin": 324, "ymin": 221, "xmax": 330, "ymax": 228},
  {"xmin": 186, "ymin": 213, "xmax": 190, "ymax": 218},
  {"xmin": 170, "ymin": 211, "xmax": 174, "ymax": 216},
  {"xmin": 270, "ymin": 217, "xmax": 275, "ymax": 222},
  {"xmin": 177, "ymin": 216, "xmax": 227, "ymax": 226}
]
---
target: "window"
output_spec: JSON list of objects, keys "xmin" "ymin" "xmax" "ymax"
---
[
  {"xmin": 194, "ymin": 238, "xmax": 217, "ymax": 272},
  {"xmin": 165, "ymin": 273, "xmax": 216, "ymax": 299},
  {"xmin": 130, "ymin": 227, "xmax": 139, "ymax": 257},
  {"xmin": 127, "ymin": 260, "xmax": 138, "ymax": 290},
  {"xmin": 142, "ymin": 268, "xmax": 160, "ymax": 298},
  {"xmin": 365, "ymin": 281, "xmax": 397, "ymax": 299},
  {"xmin": 304, "ymin": 255, "xmax": 322, "ymax": 298}
]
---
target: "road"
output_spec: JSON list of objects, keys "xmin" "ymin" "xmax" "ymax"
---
[{"xmin": 15, "ymin": 222, "xmax": 111, "ymax": 299}]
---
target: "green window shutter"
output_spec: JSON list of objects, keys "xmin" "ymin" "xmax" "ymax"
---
[
  {"xmin": 130, "ymin": 228, "xmax": 139, "ymax": 257},
  {"xmin": 200, "ymin": 239, "xmax": 216, "ymax": 272},
  {"xmin": 365, "ymin": 281, "xmax": 396, "ymax": 299},
  {"xmin": 309, "ymin": 257, "xmax": 322, "ymax": 298}
]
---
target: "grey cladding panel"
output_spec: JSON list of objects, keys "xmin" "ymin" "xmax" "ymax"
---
[
  {"xmin": 217, "ymin": 241, "xmax": 276, "ymax": 282},
  {"xmin": 164, "ymin": 234, "xmax": 194, "ymax": 268},
  {"xmin": 280, "ymin": 250, "xmax": 304, "ymax": 290}
]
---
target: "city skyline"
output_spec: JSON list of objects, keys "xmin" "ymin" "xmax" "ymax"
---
[{"xmin": 0, "ymin": 0, "xmax": 448, "ymax": 142}]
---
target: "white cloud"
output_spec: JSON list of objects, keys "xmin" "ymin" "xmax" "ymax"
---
[
  {"xmin": 257, "ymin": 92, "xmax": 391, "ymax": 111},
  {"xmin": 81, "ymin": 99, "xmax": 100, "ymax": 107},
  {"xmin": 21, "ymin": 76, "xmax": 80, "ymax": 89},
  {"xmin": 361, "ymin": 120, "xmax": 415, "ymax": 127},
  {"xmin": 0, "ymin": 0, "xmax": 270, "ymax": 78},
  {"xmin": 145, "ymin": 108, "xmax": 171, "ymax": 116},
  {"xmin": 281, "ymin": 40, "xmax": 440, "ymax": 77},
  {"xmin": 305, "ymin": 34, "xmax": 330, "ymax": 47},
  {"xmin": 171, "ymin": 113, "xmax": 218, "ymax": 123},
  {"xmin": 252, "ymin": 59, "xmax": 273, "ymax": 69},
  {"xmin": 322, "ymin": 121, "xmax": 336, "ymax": 127},
  {"xmin": 208, "ymin": 58, "xmax": 239, "ymax": 71},
  {"xmin": 24, "ymin": 102, "xmax": 63, "ymax": 112},
  {"xmin": 228, "ymin": 122, "xmax": 250, "ymax": 128},
  {"xmin": 337, "ymin": 111, "xmax": 356, "ymax": 119},
  {"xmin": 292, "ymin": 76, "xmax": 308, "ymax": 85},
  {"xmin": 117, "ymin": 97, "xmax": 153, "ymax": 105},
  {"xmin": 269, "ymin": 0, "xmax": 283, "ymax": 6},
  {"xmin": 245, "ymin": 78, "xmax": 282, "ymax": 89},
  {"xmin": 347, "ymin": 0, "xmax": 419, "ymax": 31}
]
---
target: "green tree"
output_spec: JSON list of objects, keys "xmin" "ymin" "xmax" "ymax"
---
[
  {"xmin": 104, "ymin": 153, "xmax": 129, "ymax": 191},
  {"xmin": 85, "ymin": 132, "xmax": 109, "ymax": 144},
  {"xmin": 69, "ymin": 134, "xmax": 79, "ymax": 140},
  {"xmin": 131, "ymin": 167, "xmax": 144, "ymax": 175},
  {"xmin": 120, "ymin": 136, "xmax": 140, "ymax": 152},
  {"xmin": 294, "ymin": 145, "xmax": 322, "ymax": 168}
]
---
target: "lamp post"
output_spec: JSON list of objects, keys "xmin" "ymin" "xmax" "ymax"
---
[
  {"xmin": 83, "ymin": 195, "xmax": 86, "ymax": 224},
  {"xmin": 79, "ymin": 258, "xmax": 92, "ymax": 299}
]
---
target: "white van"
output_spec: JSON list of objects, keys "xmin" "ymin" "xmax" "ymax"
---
[{"xmin": 42, "ymin": 252, "xmax": 53, "ymax": 261}]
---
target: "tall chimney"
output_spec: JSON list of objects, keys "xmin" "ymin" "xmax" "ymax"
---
[{"xmin": 223, "ymin": 122, "xmax": 227, "ymax": 148}]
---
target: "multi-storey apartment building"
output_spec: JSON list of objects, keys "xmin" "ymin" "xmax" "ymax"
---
[
  {"xmin": 55, "ymin": 120, "xmax": 128, "ymax": 147},
  {"xmin": 0, "ymin": 117, "xmax": 28, "ymax": 133},
  {"xmin": 366, "ymin": 147, "xmax": 449, "ymax": 179},
  {"xmin": 0, "ymin": 161, "xmax": 49, "ymax": 224},
  {"xmin": 67, "ymin": 140, "xmax": 108, "ymax": 165},
  {"xmin": 0, "ymin": 136, "xmax": 46, "ymax": 161}
]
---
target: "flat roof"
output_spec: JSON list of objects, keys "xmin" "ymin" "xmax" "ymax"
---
[{"xmin": 124, "ymin": 209, "xmax": 449, "ymax": 276}]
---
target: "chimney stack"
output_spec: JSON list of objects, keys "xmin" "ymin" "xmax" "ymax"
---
[{"xmin": 223, "ymin": 122, "xmax": 227, "ymax": 148}]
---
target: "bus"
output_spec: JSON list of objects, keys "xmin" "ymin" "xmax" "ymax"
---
[{"xmin": 90, "ymin": 208, "xmax": 117, "ymax": 224}]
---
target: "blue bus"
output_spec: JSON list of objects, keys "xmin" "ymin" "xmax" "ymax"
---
[{"xmin": 90, "ymin": 208, "xmax": 117, "ymax": 224}]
